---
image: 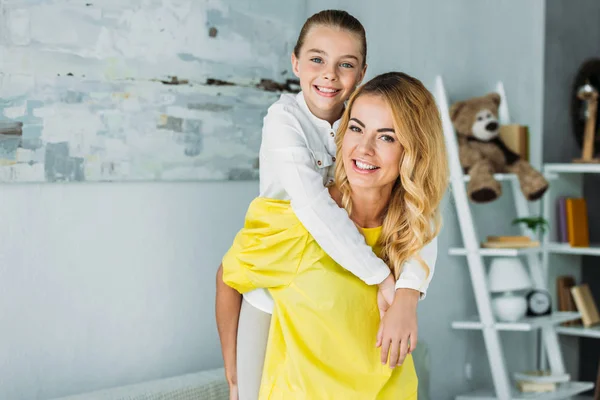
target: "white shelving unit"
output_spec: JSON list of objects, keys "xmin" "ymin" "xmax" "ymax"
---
[
  {"xmin": 434, "ymin": 76, "xmax": 595, "ymax": 399},
  {"xmin": 541, "ymin": 163, "xmax": 600, "ymax": 354},
  {"xmin": 456, "ymin": 382, "xmax": 595, "ymax": 400}
]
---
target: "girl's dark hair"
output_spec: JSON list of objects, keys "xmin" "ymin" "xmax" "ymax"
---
[{"xmin": 293, "ymin": 10, "xmax": 367, "ymax": 66}]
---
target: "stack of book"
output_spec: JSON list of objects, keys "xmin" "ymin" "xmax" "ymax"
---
[
  {"xmin": 513, "ymin": 371, "xmax": 570, "ymax": 393},
  {"xmin": 481, "ymin": 235, "xmax": 539, "ymax": 249},
  {"xmin": 556, "ymin": 197, "xmax": 590, "ymax": 247},
  {"xmin": 557, "ymin": 277, "xmax": 600, "ymax": 328},
  {"xmin": 557, "ymin": 276, "xmax": 581, "ymax": 326}
]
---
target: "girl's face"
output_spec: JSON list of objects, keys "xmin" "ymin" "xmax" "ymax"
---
[
  {"xmin": 292, "ymin": 25, "xmax": 366, "ymax": 123},
  {"xmin": 342, "ymin": 94, "xmax": 403, "ymax": 192}
]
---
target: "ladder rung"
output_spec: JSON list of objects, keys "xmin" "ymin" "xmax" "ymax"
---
[{"xmin": 452, "ymin": 312, "xmax": 581, "ymax": 332}]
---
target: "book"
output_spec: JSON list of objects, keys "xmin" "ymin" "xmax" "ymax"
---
[
  {"xmin": 513, "ymin": 370, "xmax": 570, "ymax": 384},
  {"xmin": 571, "ymin": 284, "xmax": 600, "ymax": 327},
  {"xmin": 557, "ymin": 276, "xmax": 581, "ymax": 326},
  {"xmin": 482, "ymin": 235, "xmax": 539, "ymax": 248},
  {"xmin": 557, "ymin": 197, "xmax": 568, "ymax": 243},
  {"xmin": 565, "ymin": 198, "xmax": 590, "ymax": 247},
  {"xmin": 499, "ymin": 124, "xmax": 529, "ymax": 161},
  {"xmin": 516, "ymin": 380, "xmax": 556, "ymax": 393}
]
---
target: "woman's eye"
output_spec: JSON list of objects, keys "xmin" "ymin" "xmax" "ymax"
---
[
  {"xmin": 380, "ymin": 135, "xmax": 395, "ymax": 143},
  {"xmin": 310, "ymin": 57, "xmax": 323, "ymax": 64},
  {"xmin": 340, "ymin": 62, "xmax": 354, "ymax": 68},
  {"xmin": 349, "ymin": 125, "xmax": 362, "ymax": 133}
]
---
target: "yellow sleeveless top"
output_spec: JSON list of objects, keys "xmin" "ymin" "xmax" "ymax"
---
[{"xmin": 223, "ymin": 198, "xmax": 418, "ymax": 399}]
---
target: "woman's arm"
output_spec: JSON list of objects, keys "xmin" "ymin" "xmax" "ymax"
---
[
  {"xmin": 215, "ymin": 264, "xmax": 241, "ymax": 396},
  {"xmin": 377, "ymin": 236, "xmax": 439, "ymax": 368}
]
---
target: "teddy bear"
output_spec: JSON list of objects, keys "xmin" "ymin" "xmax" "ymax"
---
[{"xmin": 449, "ymin": 93, "xmax": 549, "ymax": 203}]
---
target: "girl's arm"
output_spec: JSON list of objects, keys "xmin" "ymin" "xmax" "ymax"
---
[
  {"xmin": 261, "ymin": 106, "xmax": 391, "ymax": 287},
  {"xmin": 395, "ymin": 236, "xmax": 438, "ymax": 298},
  {"xmin": 215, "ymin": 264, "xmax": 241, "ymax": 394}
]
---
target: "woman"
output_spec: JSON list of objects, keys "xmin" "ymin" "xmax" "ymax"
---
[{"xmin": 223, "ymin": 72, "xmax": 448, "ymax": 399}]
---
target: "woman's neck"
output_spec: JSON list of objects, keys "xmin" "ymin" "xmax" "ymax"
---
[{"xmin": 349, "ymin": 186, "xmax": 392, "ymax": 228}]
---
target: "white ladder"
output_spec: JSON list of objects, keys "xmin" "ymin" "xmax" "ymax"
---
[{"xmin": 433, "ymin": 76, "xmax": 594, "ymax": 399}]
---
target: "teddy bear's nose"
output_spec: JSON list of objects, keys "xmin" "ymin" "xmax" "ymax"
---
[{"xmin": 486, "ymin": 121, "xmax": 498, "ymax": 131}]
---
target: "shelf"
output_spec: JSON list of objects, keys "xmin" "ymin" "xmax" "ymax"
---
[
  {"xmin": 462, "ymin": 173, "xmax": 516, "ymax": 182},
  {"xmin": 545, "ymin": 242, "xmax": 600, "ymax": 256},
  {"xmin": 456, "ymin": 381, "xmax": 594, "ymax": 399},
  {"xmin": 449, "ymin": 247, "xmax": 542, "ymax": 257},
  {"xmin": 544, "ymin": 163, "xmax": 600, "ymax": 174},
  {"xmin": 452, "ymin": 312, "xmax": 581, "ymax": 332},
  {"xmin": 555, "ymin": 324, "xmax": 600, "ymax": 339}
]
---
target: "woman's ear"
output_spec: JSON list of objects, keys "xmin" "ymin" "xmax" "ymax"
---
[{"xmin": 291, "ymin": 53, "xmax": 300, "ymax": 78}]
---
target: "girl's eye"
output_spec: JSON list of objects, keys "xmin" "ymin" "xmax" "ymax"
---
[
  {"xmin": 340, "ymin": 62, "xmax": 354, "ymax": 68},
  {"xmin": 380, "ymin": 135, "xmax": 395, "ymax": 143},
  {"xmin": 310, "ymin": 57, "xmax": 323, "ymax": 64},
  {"xmin": 349, "ymin": 125, "xmax": 362, "ymax": 133}
]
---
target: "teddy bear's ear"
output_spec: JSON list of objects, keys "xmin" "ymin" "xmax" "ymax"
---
[
  {"xmin": 449, "ymin": 101, "xmax": 465, "ymax": 122},
  {"xmin": 487, "ymin": 93, "xmax": 501, "ymax": 107}
]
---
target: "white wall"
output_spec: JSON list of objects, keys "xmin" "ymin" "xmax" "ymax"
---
[
  {"xmin": 305, "ymin": 1, "xmax": 547, "ymax": 398},
  {"xmin": 0, "ymin": 181, "xmax": 258, "ymax": 399}
]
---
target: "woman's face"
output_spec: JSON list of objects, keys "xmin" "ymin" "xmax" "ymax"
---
[{"xmin": 342, "ymin": 94, "xmax": 403, "ymax": 192}]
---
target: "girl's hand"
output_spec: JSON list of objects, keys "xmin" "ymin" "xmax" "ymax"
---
[
  {"xmin": 377, "ymin": 273, "xmax": 395, "ymax": 318},
  {"xmin": 376, "ymin": 288, "xmax": 419, "ymax": 368}
]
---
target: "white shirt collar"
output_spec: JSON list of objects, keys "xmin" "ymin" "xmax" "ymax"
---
[{"xmin": 295, "ymin": 91, "xmax": 342, "ymax": 131}]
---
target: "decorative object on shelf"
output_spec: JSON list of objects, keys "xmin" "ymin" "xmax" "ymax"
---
[
  {"xmin": 557, "ymin": 275, "xmax": 581, "ymax": 326},
  {"xmin": 449, "ymin": 93, "xmax": 548, "ymax": 203},
  {"xmin": 487, "ymin": 257, "xmax": 533, "ymax": 322},
  {"xmin": 571, "ymin": 59, "xmax": 600, "ymax": 163},
  {"xmin": 511, "ymin": 216, "xmax": 549, "ymax": 237},
  {"xmin": 499, "ymin": 124, "xmax": 529, "ymax": 161},
  {"xmin": 574, "ymin": 81, "xmax": 599, "ymax": 163},
  {"xmin": 481, "ymin": 235, "xmax": 539, "ymax": 248},
  {"xmin": 525, "ymin": 289, "xmax": 552, "ymax": 317},
  {"xmin": 571, "ymin": 284, "xmax": 600, "ymax": 327}
]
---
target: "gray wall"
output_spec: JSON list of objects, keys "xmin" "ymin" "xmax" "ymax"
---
[
  {"xmin": 543, "ymin": 0, "xmax": 600, "ymax": 387},
  {"xmin": 305, "ymin": 1, "xmax": 546, "ymax": 398},
  {"xmin": 0, "ymin": 0, "xmax": 295, "ymax": 398},
  {"xmin": 0, "ymin": 181, "xmax": 258, "ymax": 400}
]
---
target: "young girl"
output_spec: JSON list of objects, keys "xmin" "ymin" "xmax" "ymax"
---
[
  {"xmin": 222, "ymin": 71, "xmax": 448, "ymax": 398},
  {"xmin": 215, "ymin": 10, "xmax": 438, "ymax": 399}
]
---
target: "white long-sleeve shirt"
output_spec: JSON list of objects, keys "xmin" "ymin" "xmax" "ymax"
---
[{"xmin": 242, "ymin": 92, "xmax": 438, "ymax": 314}]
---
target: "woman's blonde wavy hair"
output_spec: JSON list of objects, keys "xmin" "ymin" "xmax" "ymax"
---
[{"xmin": 334, "ymin": 72, "xmax": 449, "ymax": 280}]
